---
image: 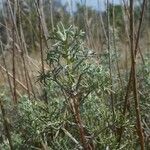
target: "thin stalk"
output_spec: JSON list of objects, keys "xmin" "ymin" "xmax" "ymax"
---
[
  {"xmin": 17, "ymin": 0, "xmax": 31, "ymax": 99},
  {"xmin": 18, "ymin": 1, "xmax": 37, "ymax": 100},
  {"xmin": 98, "ymin": 0, "xmax": 107, "ymax": 42},
  {"xmin": 12, "ymin": 0, "xmax": 17, "ymax": 103},
  {"xmin": 118, "ymin": 0, "xmax": 147, "ymax": 146},
  {"xmin": 107, "ymin": 0, "xmax": 115, "ymax": 118},
  {"xmin": 112, "ymin": 0, "xmax": 124, "ymax": 90},
  {"xmin": 16, "ymin": 2, "xmax": 37, "ymax": 99},
  {"xmin": 121, "ymin": 1, "xmax": 130, "ymax": 78},
  {"xmin": 130, "ymin": 0, "xmax": 144, "ymax": 149},
  {"xmin": 70, "ymin": 97, "xmax": 92, "ymax": 150},
  {"xmin": 122, "ymin": 0, "xmax": 145, "ymax": 64},
  {"xmin": 20, "ymin": 28, "xmax": 37, "ymax": 99},
  {"xmin": 37, "ymin": 0, "xmax": 48, "ymax": 104},
  {"xmin": 35, "ymin": 0, "xmax": 49, "ymax": 47}
]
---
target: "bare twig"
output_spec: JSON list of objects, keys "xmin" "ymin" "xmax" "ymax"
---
[
  {"xmin": 130, "ymin": 1, "xmax": 144, "ymax": 149},
  {"xmin": 118, "ymin": 0, "xmax": 147, "ymax": 147}
]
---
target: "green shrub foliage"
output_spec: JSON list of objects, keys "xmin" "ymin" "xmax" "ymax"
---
[{"xmin": 0, "ymin": 23, "xmax": 149, "ymax": 150}]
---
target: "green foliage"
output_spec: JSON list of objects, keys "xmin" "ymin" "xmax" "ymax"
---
[
  {"xmin": 42, "ymin": 23, "xmax": 110, "ymax": 96},
  {"xmin": 0, "ymin": 23, "xmax": 149, "ymax": 149}
]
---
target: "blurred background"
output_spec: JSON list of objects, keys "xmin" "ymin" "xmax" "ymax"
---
[{"xmin": 0, "ymin": 0, "xmax": 149, "ymax": 98}]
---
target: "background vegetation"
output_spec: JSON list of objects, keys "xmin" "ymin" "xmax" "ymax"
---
[{"xmin": 0, "ymin": 0, "xmax": 149, "ymax": 149}]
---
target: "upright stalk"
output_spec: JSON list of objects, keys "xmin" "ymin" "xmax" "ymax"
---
[
  {"xmin": 118, "ymin": 0, "xmax": 147, "ymax": 146},
  {"xmin": 12, "ymin": 0, "xmax": 17, "ymax": 103},
  {"xmin": 130, "ymin": 0, "xmax": 144, "ymax": 149},
  {"xmin": 69, "ymin": 96, "xmax": 92, "ymax": 150},
  {"xmin": 112, "ymin": 0, "xmax": 123, "ymax": 90},
  {"xmin": 37, "ymin": 0, "xmax": 48, "ymax": 104},
  {"xmin": 107, "ymin": 0, "xmax": 114, "ymax": 118},
  {"xmin": 17, "ymin": 0, "xmax": 31, "ymax": 99}
]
